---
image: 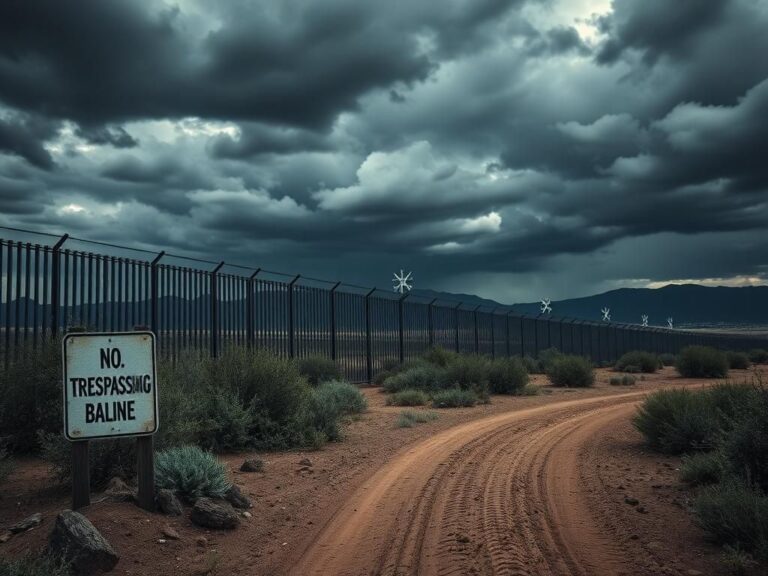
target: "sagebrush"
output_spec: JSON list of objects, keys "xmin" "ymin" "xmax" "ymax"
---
[
  {"xmin": 155, "ymin": 445, "xmax": 231, "ymax": 501},
  {"xmin": 546, "ymin": 355, "xmax": 594, "ymax": 388}
]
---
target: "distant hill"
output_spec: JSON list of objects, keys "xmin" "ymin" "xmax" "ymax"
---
[{"xmin": 414, "ymin": 284, "xmax": 768, "ymax": 329}]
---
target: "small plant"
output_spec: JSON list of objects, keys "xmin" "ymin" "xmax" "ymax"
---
[
  {"xmin": 546, "ymin": 355, "xmax": 594, "ymax": 388},
  {"xmin": 726, "ymin": 351, "xmax": 751, "ymax": 370},
  {"xmin": 421, "ymin": 346, "xmax": 457, "ymax": 367},
  {"xmin": 302, "ymin": 380, "xmax": 367, "ymax": 442},
  {"xmin": 316, "ymin": 380, "xmax": 368, "ymax": 416},
  {"xmin": 615, "ymin": 351, "xmax": 660, "ymax": 373},
  {"xmin": 693, "ymin": 480, "xmax": 768, "ymax": 556},
  {"xmin": 658, "ymin": 353, "xmax": 676, "ymax": 367},
  {"xmin": 522, "ymin": 355, "xmax": 541, "ymax": 374},
  {"xmin": 487, "ymin": 357, "xmax": 528, "ymax": 395},
  {"xmin": 431, "ymin": 388, "xmax": 478, "ymax": 408},
  {"xmin": 681, "ymin": 451, "xmax": 723, "ymax": 486},
  {"xmin": 747, "ymin": 349, "xmax": 768, "ymax": 364},
  {"xmin": 610, "ymin": 375, "xmax": 636, "ymax": 386},
  {"xmin": 442, "ymin": 355, "xmax": 491, "ymax": 399},
  {"xmin": 520, "ymin": 383, "xmax": 543, "ymax": 396},
  {"xmin": 722, "ymin": 393, "xmax": 768, "ymax": 493},
  {"xmin": 676, "ymin": 346, "xmax": 729, "ymax": 378},
  {"xmin": 383, "ymin": 362, "xmax": 445, "ymax": 393},
  {"xmin": 386, "ymin": 389, "xmax": 429, "ymax": 406},
  {"xmin": 396, "ymin": 410, "xmax": 439, "ymax": 428},
  {"xmin": 155, "ymin": 445, "xmax": 231, "ymax": 501},
  {"xmin": 537, "ymin": 348, "xmax": 564, "ymax": 373},
  {"xmin": 721, "ymin": 545, "xmax": 758, "ymax": 576},
  {"xmin": 297, "ymin": 355, "xmax": 341, "ymax": 386},
  {"xmin": 0, "ymin": 553, "xmax": 72, "ymax": 576}
]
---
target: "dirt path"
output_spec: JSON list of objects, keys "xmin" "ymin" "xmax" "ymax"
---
[{"xmin": 290, "ymin": 391, "xmax": 675, "ymax": 576}]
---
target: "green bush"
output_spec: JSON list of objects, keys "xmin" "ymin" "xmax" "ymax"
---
[
  {"xmin": 297, "ymin": 355, "xmax": 341, "ymax": 386},
  {"xmin": 658, "ymin": 353, "xmax": 676, "ymax": 366},
  {"xmin": 396, "ymin": 410, "xmax": 439, "ymax": 428},
  {"xmin": 694, "ymin": 480, "xmax": 768, "ymax": 556},
  {"xmin": 431, "ymin": 389, "xmax": 478, "ymax": 408},
  {"xmin": 40, "ymin": 432, "xmax": 136, "ymax": 489},
  {"xmin": 0, "ymin": 553, "xmax": 72, "ymax": 576},
  {"xmin": 155, "ymin": 445, "xmax": 230, "ymax": 501},
  {"xmin": 522, "ymin": 355, "xmax": 541, "ymax": 374},
  {"xmin": 610, "ymin": 375, "xmax": 636, "ymax": 386},
  {"xmin": 537, "ymin": 348, "xmax": 564, "ymax": 373},
  {"xmin": 615, "ymin": 351, "xmax": 659, "ymax": 373},
  {"xmin": 722, "ymin": 392, "xmax": 768, "ymax": 492},
  {"xmin": 194, "ymin": 388, "xmax": 254, "ymax": 452},
  {"xmin": 546, "ymin": 355, "xmax": 594, "ymax": 388},
  {"xmin": 487, "ymin": 357, "xmax": 529, "ymax": 395},
  {"xmin": 0, "ymin": 339, "xmax": 63, "ymax": 453},
  {"xmin": 681, "ymin": 451, "xmax": 724, "ymax": 486},
  {"xmin": 633, "ymin": 389, "xmax": 717, "ymax": 454},
  {"xmin": 520, "ymin": 383, "xmax": 543, "ymax": 396},
  {"xmin": 442, "ymin": 355, "xmax": 491, "ymax": 399},
  {"xmin": 373, "ymin": 369, "xmax": 394, "ymax": 386},
  {"xmin": 386, "ymin": 389, "xmax": 429, "ymax": 406},
  {"xmin": 383, "ymin": 362, "xmax": 445, "ymax": 393},
  {"xmin": 676, "ymin": 346, "xmax": 729, "ymax": 378},
  {"xmin": 421, "ymin": 346, "xmax": 457, "ymax": 367},
  {"xmin": 748, "ymin": 349, "xmax": 768, "ymax": 364},
  {"xmin": 726, "ymin": 351, "xmax": 751, "ymax": 370},
  {"xmin": 302, "ymin": 380, "xmax": 367, "ymax": 442}
]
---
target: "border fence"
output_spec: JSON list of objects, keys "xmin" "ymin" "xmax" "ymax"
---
[{"xmin": 1, "ymin": 227, "xmax": 766, "ymax": 383}]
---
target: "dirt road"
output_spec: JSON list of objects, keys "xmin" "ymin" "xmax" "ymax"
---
[{"xmin": 291, "ymin": 391, "xmax": 668, "ymax": 576}]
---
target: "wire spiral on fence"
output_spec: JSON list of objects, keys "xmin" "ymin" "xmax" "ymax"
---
[{"xmin": 1, "ymin": 228, "xmax": 765, "ymax": 383}]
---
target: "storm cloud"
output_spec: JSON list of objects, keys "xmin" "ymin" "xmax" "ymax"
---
[{"xmin": 0, "ymin": 0, "xmax": 767, "ymax": 302}]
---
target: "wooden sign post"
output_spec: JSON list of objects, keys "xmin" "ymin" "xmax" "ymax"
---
[{"xmin": 62, "ymin": 331, "xmax": 159, "ymax": 511}]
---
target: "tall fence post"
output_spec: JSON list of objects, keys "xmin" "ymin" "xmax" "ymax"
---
[
  {"xmin": 210, "ymin": 261, "xmax": 224, "ymax": 358},
  {"xmin": 398, "ymin": 294, "xmax": 408, "ymax": 364},
  {"xmin": 454, "ymin": 303, "xmax": 461, "ymax": 353},
  {"xmin": 427, "ymin": 298, "xmax": 437, "ymax": 349},
  {"xmin": 490, "ymin": 307, "xmax": 497, "ymax": 359},
  {"xmin": 473, "ymin": 305, "xmax": 480, "ymax": 355},
  {"xmin": 150, "ymin": 251, "xmax": 165, "ymax": 336},
  {"xmin": 330, "ymin": 282, "xmax": 341, "ymax": 361},
  {"xmin": 49, "ymin": 234, "xmax": 69, "ymax": 338},
  {"xmin": 247, "ymin": 268, "xmax": 260, "ymax": 348},
  {"xmin": 365, "ymin": 288, "xmax": 375, "ymax": 383},
  {"xmin": 506, "ymin": 311, "xmax": 512, "ymax": 357},
  {"xmin": 288, "ymin": 275, "xmax": 300, "ymax": 359}
]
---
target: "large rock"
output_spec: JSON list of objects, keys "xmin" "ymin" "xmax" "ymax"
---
[
  {"xmin": 155, "ymin": 489, "xmax": 182, "ymax": 516},
  {"xmin": 47, "ymin": 510, "xmax": 119, "ymax": 574},
  {"xmin": 9, "ymin": 512, "xmax": 42, "ymax": 533},
  {"xmin": 240, "ymin": 458, "xmax": 264, "ymax": 473},
  {"xmin": 224, "ymin": 484, "xmax": 252, "ymax": 510},
  {"xmin": 190, "ymin": 498, "xmax": 240, "ymax": 530}
]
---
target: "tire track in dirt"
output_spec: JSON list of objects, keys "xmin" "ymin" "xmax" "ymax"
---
[{"xmin": 289, "ymin": 390, "xmax": 663, "ymax": 576}]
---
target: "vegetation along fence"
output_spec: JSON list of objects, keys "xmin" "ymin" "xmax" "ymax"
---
[{"xmin": 1, "ymin": 226, "xmax": 766, "ymax": 383}]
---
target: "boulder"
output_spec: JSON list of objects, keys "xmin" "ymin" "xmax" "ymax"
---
[
  {"xmin": 190, "ymin": 498, "xmax": 239, "ymax": 530},
  {"xmin": 240, "ymin": 458, "xmax": 264, "ymax": 473},
  {"xmin": 9, "ymin": 512, "xmax": 42, "ymax": 534},
  {"xmin": 47, "ymin": 510, "xmax": 119, "ymax": 574},
  {"xmin": 224, "ymin": 484, "xmax": 252, "ymax": 510},
  {"xmin": 155, "ymin": 489, "xmax": 183, "ymax": 516}
]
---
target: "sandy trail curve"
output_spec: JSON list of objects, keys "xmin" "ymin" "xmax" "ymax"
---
[{"xmin": 290, "ymin": 391, "xmax": 656, "ymax": 576}]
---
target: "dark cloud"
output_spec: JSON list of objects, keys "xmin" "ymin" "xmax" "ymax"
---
[{"xmin": 0, "ymin": 0, "xmax": 767, "ymax": 301}]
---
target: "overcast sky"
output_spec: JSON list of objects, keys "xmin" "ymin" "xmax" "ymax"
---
[{"xmin": 1, "ymin": 0, "xmax": 767, "ymax": 303}]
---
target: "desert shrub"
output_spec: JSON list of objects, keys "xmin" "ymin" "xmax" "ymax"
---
[
  {"xmin": 676, "ymin": 346, "xmax": 729, "ymax": 378},
  {"xmin": 297, "ymin": 355, "xmax": 341, "ymax": 386},
  {"xmin": 693, "ymin": 480, "xmax": 768, "ymax": 557},
  {"xmin": 40, "ymin": 432, "xmax": 136, "ymax": 489},
  {"xmin": 194, "ymin": 389, "xmax": 254, "ymax": 452},
  {"xmin": 442, "ymin": 355, "xmax": 491, "ymax": 399},
  {"xmin": 522, "ymin": 355, "xmax": 541, "ymax": 374},
  {"xmin": 386, "ymin": 389, "xmax": 429, "ymax": 406},
  {"xmin": 421, "ymin": 346, "xmax": 457, "ymax": 367},
  {"xmin": 658, "ymin": 353, "xmax": 676, "ymax": 366},
  {"xmin": 0, "ymin": 553, "xmax": 72, "ymax": 576},
  {"xmin": 610, "ymin": 375, "xmax": 637, "ymax": 386},
  {"xmin": 681, "ymin": 451, "xmax": 724, "ymax": 486},
  {"xmin": 722, "ymin": 392, "xmax": 768, "ymax": 492},
  {"xmin": 431, "ymin": 389, "xmax": 478, "ymax": 408},
  {"xmin": 546, "ymin": 355, "xmax": 594, "ymax": 388},
  {"xmin": 520, "ymin": 383, "xmax": 543, "ymax": 396},
  {"xmin": 396, "ymin": 410, "xmax": 439, "ymax": 428},
  {"xmin": 721, "ymin": 546, "xmax": 759, "ymax": 576},
  {"xmin": 633, "ymin": 389, "xmax": 717, "ymax": 454},
  {"xmin": 0, "ymin": 446, "xmax": 13, "ymax": 483},
  {"xmin": 155, "ymin": 445, "xmax": 230, "ymax": 501},
  {"xmin": 373, "ymin": 369, "xmax": 394, "ymax": 386},
  {"xmin": 383, "ymin": 362, "xmax": 445, "ymax": 393},
  {"xmin": 487, "ymin": 357, "xmax": 529, "ymax": 395},
  {"xmin": 538, "ymin": 348, "xmax": 563, "ymax": 373},
  {"xmin": 381, "ymin": 358, "xmax": 403, "ymax": 372},
  {"xmin": 615, "ymin": 351, "xmax": 659, "ymax": 373},
  {"xmin": 0, "ymin": 339, "xmax": 63, "ymax": 453},
  {"xmin": 747, "ymin": 349, "xmax": 768, "ymax": 364},
  {"xmin": 302, "ymin": 381, "xmax": 366, "ymax": 442},
  {"xmin": 726, "ymin": 351, "xmax": 751, "ymax": 370}
]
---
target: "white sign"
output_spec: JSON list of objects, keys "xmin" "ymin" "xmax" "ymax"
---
[{"xmin": 63, "ymin": 332, "xmax": 158, "ymax": 441}]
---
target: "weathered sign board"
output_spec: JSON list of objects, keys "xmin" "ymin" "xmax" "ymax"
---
[
  {"xmin": 63, "ymin": 331, "xmax": 158, "ymax": 440},
  {"xmin": 62, "ymin": 330, "xmax": 158, "ymax": 511}
]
